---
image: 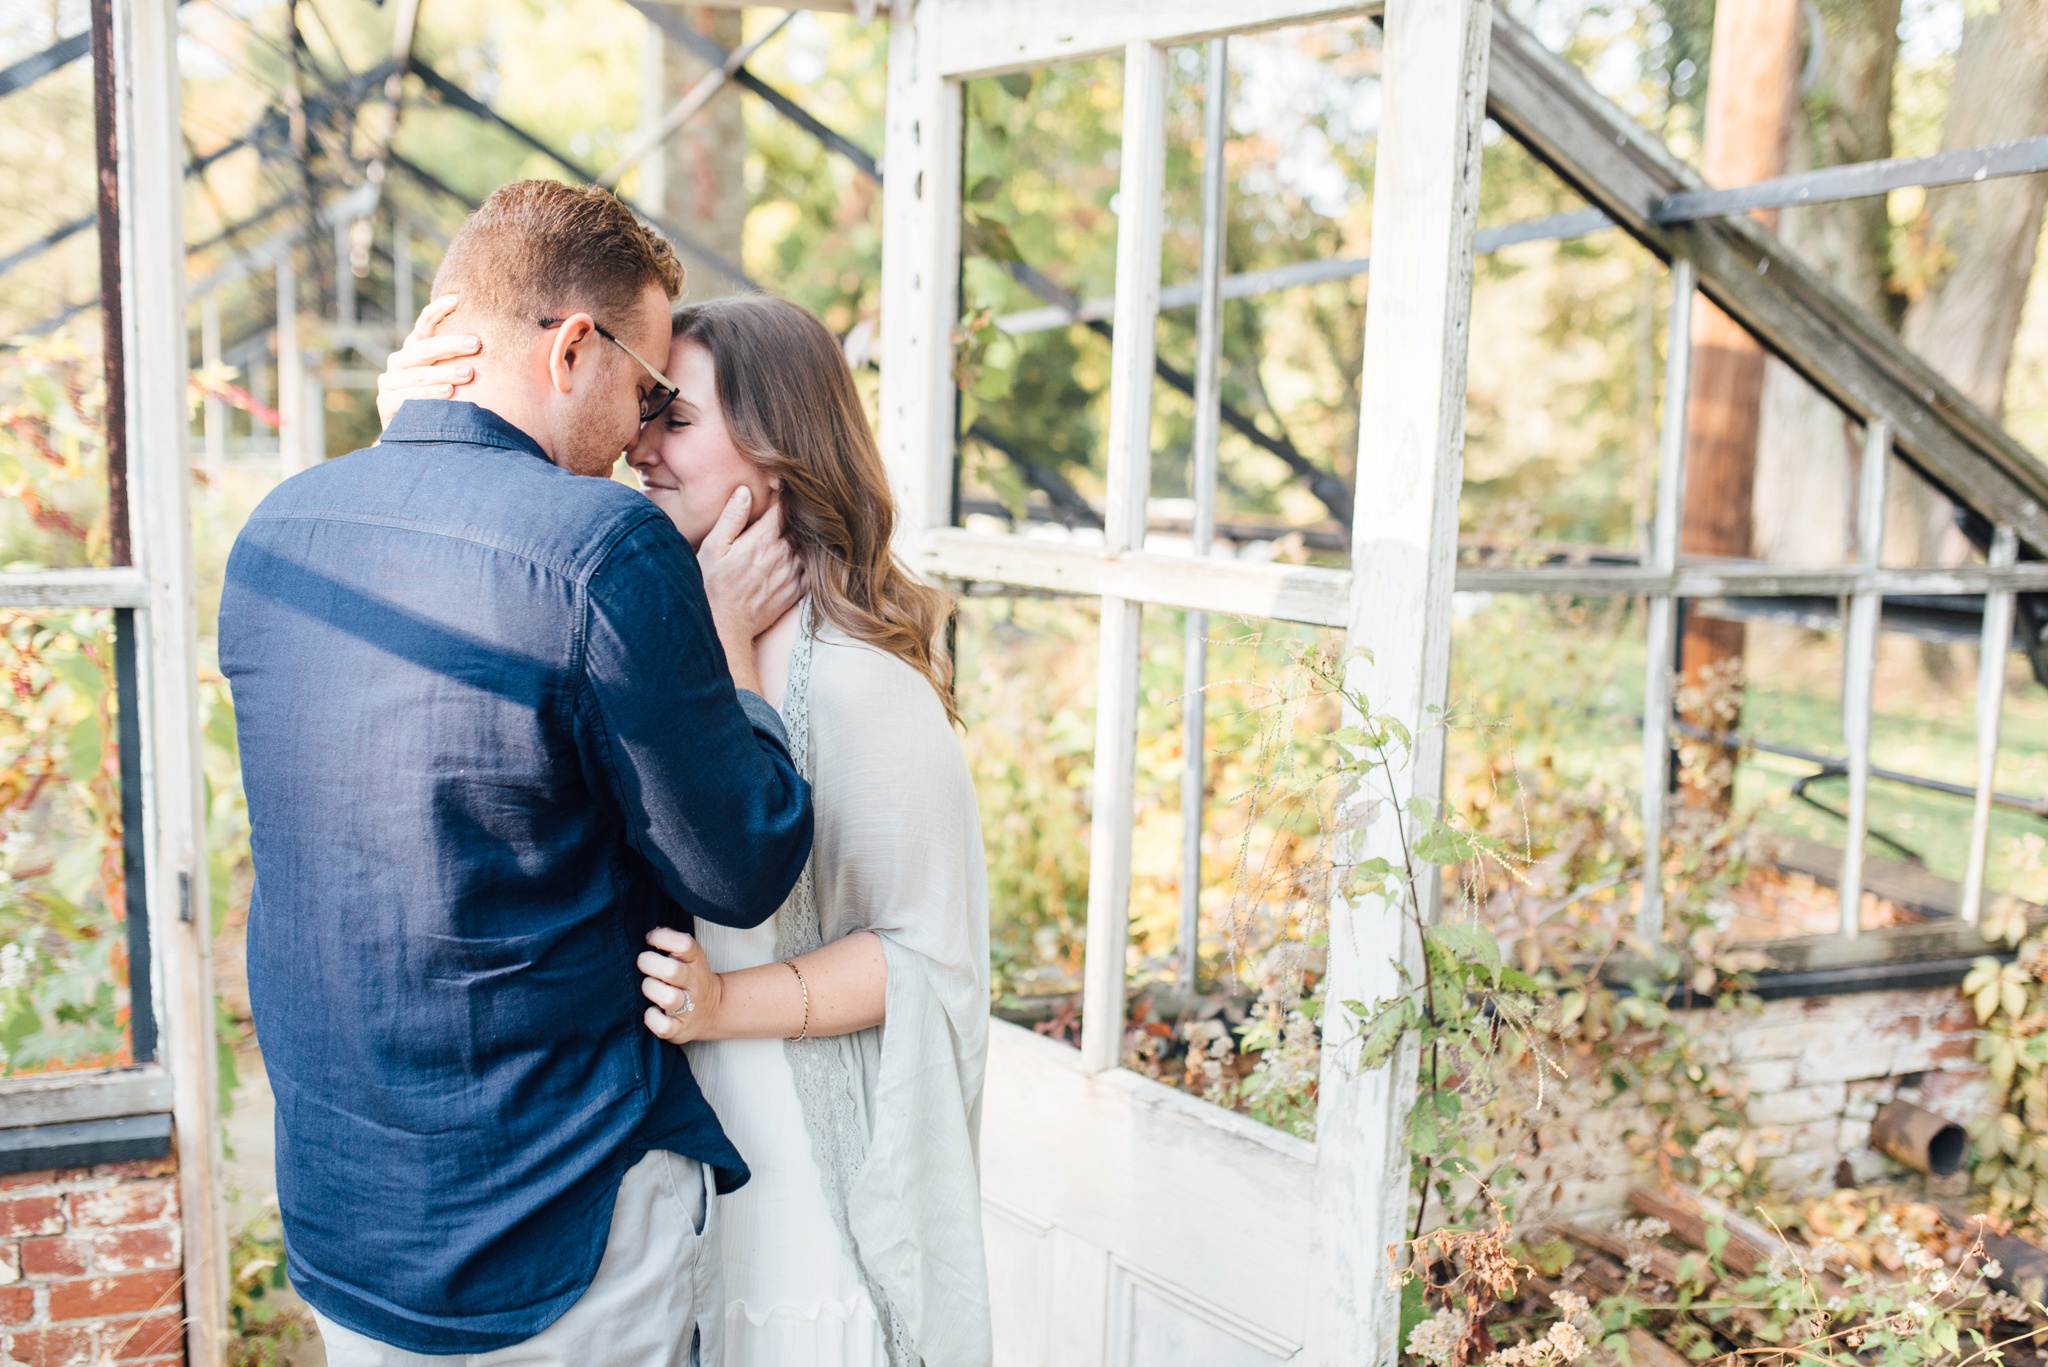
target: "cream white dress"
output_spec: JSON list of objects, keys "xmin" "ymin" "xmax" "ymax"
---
[
  {"xmin": 689, "ymin": 916, "xmax": 887, "ymax": 1364},
  {"xmin": 687, "ymin": 615, "xmax": 993, "ymax": 1367}
]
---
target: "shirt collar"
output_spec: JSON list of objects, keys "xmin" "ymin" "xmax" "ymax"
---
[{"xmin": 379, "ymin": 399, "xmax": 553, "ymax": 464}]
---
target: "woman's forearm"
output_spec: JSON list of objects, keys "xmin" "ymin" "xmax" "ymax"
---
[{"xmin": 704, "ymin": 930, "xmax": 887, "ymax": 1041}]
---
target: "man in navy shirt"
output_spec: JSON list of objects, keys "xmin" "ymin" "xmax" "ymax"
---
[{"xmin": 219, "ymin": 181, "xmax": 813, "ymax": 1366}]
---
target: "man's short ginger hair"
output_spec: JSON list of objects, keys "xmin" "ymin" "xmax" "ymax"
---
[{"xmin": 432, "ymin": 180, "xmax": 684, "ymax": 327}]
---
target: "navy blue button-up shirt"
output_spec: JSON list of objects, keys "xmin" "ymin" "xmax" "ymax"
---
[{"xmin": 219, "ymin": 400, "xmax": 813, "ymax": 1353}]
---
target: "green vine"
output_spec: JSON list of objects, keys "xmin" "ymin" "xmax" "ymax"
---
[{"xmin": 1964, "ymin": 901, "xmax": 2048, "ymax": 1233}]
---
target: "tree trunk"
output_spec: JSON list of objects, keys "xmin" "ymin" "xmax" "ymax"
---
[
  {"xmin": 1897, "ymin": 0, "xmax": 2048, "ymax": 552},
  {"xmin": 1753, "ymin": 0, "xmax": 1901, "ymax": 573},
  {"xmin": 640, "ymin": 5, "xmax": 748, "ymax": 301},
  {"xmin": 1890, "ymin": 0, "xmax": 2048, "ymax": 678},
  {"xmin": 1678, "ymin": 0, "xmax": 1802, "ymax": 813}
]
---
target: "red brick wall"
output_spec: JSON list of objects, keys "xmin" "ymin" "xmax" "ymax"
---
[{"xmin": 0, "ymin": 1157, "xmax": 184, "ymax": 1367}]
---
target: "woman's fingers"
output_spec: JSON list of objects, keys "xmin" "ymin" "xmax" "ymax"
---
[
  {"xmin": 644, "ymin": 1005, "xmax": 693, "ymax": 1044},
  {"xmin": 645, "ymin": 927, "xmax": 699, "ymax": 959},
  {"xmin": 387, "ymin": 363, "xmax": 476, "ymax": 390},
  {"xmin": 641, "ymin": 975, "xmax": 691, "ymax": 1014},
  {"xmin": 396, "ymin": 335, "xmax": 482, "ymax": 367},
  {"xmin": 404, "ymin": 294, "xmax": 461, "ymax": 347},
  {"xmin": 637, "ymin": 949, "xmax": 693, "ymax": 985},
  {"xmin": 703, "ymin": 486, "xmax": 753, "ymax": 558}
]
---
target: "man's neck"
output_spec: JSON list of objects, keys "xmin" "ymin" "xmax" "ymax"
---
[{"xmin": 452, "ymin": 373, "xmax": 559, "ymax": 465}]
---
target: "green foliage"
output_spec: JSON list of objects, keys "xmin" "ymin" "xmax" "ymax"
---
[
  {"xmin": 0, "ymin": 342, "xmax": 131, "ymax": 1072},
  {"xmin": 0, "ymin": 609, "xmax": 130, "ymax": 1076},
  {"xmin": 955, "ymin": 598, "xmax": 1097, "ymax": 998},
  {"xmin": 1964, "ymin": 901, "xmax": 2048, "ymax": 1232},
  {"xmin": 227, "ymin": 1204, "xmax": 305, "ymax": 1367},
  {"xmin": 0, "ymin": 337, "xmax": 109, "ymax": 570},
  {"xmin": 953, "ymin": 31, "xmax": 1380, "ymax": 530}
]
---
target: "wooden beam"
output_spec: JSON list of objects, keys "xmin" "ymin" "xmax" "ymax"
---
[
  {"xmin": 1484, "ymin": 10, "xmax": 2048, "ymax": 554},
  {"xmin": 1078, "ymin": 40, "xmax": 1167, "ymax": 1077},
  {"xmin": 1457, "ymin": 561, "xmax": 2048, "ymax": 596},
  {"xmin": 1313, "ymin": 0, "xmax": 1490, "ymax": 1360},
  {"xmin": 1179, "ymin": 37, "xmax": 1229, "ymax": 996},
  {"xmin": 119, "ymin": 2, "xmax": 226, "ymax": 1360},
  {"xmin": 1838, "ymin": 421, "xmax": 1892, "ymax": 937},
  {"xmin": 915, "ymin": 530, "xmax": 1352, "ymax": 625},
  {"xmin": 877, "ymin": 0, "xmax": 961, "ymax": 545},
  {"xmin": 1657, "ymin": 135, "xmax": 2048, "ymax": 223},
  {"xmin": 918, "ymin": 529, "xmax": 2048, "ymax": 629},
  {"xmin": 0, "ymin": 568, "xmax": 151, "ymax": 609},
  {"xmin": 934, "ymin": 0, "xmax": 1374, "ymax": 79},
  {"xmin": 1963, "ymin": 526, "xmax": 2020, "ymax": 925},
  {"xmin": 1637, "ymin": 258, "xmax": 1694, "ymax": 944},
  {"xmin": 0, "ymin": 1068, "xmax": 174, "ymax": 1128}
]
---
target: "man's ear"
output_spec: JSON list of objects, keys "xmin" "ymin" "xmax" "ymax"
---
[{"xmin": 546, "ymin": 313, "xmax": 601, "ymax": 396}]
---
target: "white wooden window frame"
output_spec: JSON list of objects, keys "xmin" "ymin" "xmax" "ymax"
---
[
  {"xmin": 880, "ymin": 0, "xmax": 1489, "ymax": 1354},
  {"xmin": 0, "ymin": 1, "xmax": 226, "ymax": 1360}
]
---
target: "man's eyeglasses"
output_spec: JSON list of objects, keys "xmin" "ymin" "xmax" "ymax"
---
[{"xmin": 538, "ymin": 317, "xmax": 679, "ymax": 425}]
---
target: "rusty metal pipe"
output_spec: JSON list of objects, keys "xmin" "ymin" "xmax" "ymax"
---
[{"xmin": 1871, "ymin": 1099, "xmax": 1966, "ymax": 1176}]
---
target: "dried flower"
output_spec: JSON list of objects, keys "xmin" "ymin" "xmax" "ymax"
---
[
  {"xmin": 1981, "ymin": 1292, "xmax": 2031, "ymax": 1322},
  {"xmin": 1407, "ymin": 1308, "xmax": 1468, "ymax": 1367}
]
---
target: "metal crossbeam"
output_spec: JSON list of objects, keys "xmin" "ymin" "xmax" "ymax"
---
[
  {"xmin": 0, "ymin": 0, "xmax": 194, "ymax": 102},
  {"xmin": 996, "ymin": 207, "xmax": 1614, "ymax": 334},
  {"xmin": 1658, "ymin": 135, "xmax": 2048, "ymax": 223},
  {"xmin": 407, "ymin": 57, "xmax": 758, "ymax": 291},
  {"xmin": 625, "ymin": 0, "xmax": 882, "ymax": 180},
  {"xmin": 0, "ymin": 31, "xmax": 90, "ymax": 99}
]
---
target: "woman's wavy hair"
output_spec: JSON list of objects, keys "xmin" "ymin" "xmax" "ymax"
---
[{"xmin": 670, "ymin": 295, "xmax": 956, "ymax": 722}]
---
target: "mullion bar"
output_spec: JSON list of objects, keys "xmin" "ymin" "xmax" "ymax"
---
[
  {"xmin": 1837, "ymin": 420, "xmax": 1892, "ymax": 938},
  {"xmin": 1179, "ymin": 37, "xmax": 1229, "ymax": 997},
  {"xmin": 113, "ymin": 608, "xmax": 155, "ymax": 1063},
  {"xmin": 0, "ymin": 569, "xmax": 152, "ymax": 608},
  {"xmin": 1078, "ymin": 40, "xmax": 1168, "ymax": 1076},
  {"xmin": 1637, "ymin": 257, "xmax": 1693, "ymax": 945},
  {"xmin": 1962, "ymin": 524, "xmax": 2020, "ymax": 925},
  {"xmin": 1656, "ymin": 136, "xmax": 2048, "ymax": 224}
]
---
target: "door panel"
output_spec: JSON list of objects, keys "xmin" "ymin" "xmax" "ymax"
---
[{"xmin": 980, "ymin": 1023, "xmax": 1313, "ymax": 1363}]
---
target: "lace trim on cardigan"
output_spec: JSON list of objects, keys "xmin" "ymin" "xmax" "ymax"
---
[{"xmin": 774, "ymin": 608, "xmax": 920, "ymax": 1367}]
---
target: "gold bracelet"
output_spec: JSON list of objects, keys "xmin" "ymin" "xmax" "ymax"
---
[{"xmin": 782, "ymin": 959, "xmax": 811, "ymax": 1042}]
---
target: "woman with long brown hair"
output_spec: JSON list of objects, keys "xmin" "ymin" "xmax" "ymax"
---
[{"xmin": 378, "ymin": 294, "xmax": 991, "ymax": 1367}]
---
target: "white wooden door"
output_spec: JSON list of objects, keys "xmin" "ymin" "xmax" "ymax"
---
[{"xmin": 876, "ymin": 2, "xmax": 1491, "ymax": 1360}]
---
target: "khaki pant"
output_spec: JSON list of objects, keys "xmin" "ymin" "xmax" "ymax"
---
[{"xmin": 315, "ymin": 1150, "xmax": 717, "ymax": 1367}]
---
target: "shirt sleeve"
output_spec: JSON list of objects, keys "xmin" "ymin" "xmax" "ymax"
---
[{"xmin": 576, "ymin": 512, "xmax": 813, "ymax": 928}]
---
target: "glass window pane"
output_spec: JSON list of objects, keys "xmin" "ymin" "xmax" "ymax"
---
[
  {"xmin": 1, "ymin": 608, "xmax": 137, "ymax": 1074},
  {"xmin": 957, "ymin": 592, "xmax": 1099, "ymax": 1036},
  {"xmin": 0, "ymin": 12, "xmax": 113, "ymax": 570},
  {"xmin": 1448, "ymin": 591, "xmax": 1647, "ymax": 959},
  {"xmin": 0, "ymin": 338, "xmax": 114, "ymax": 572},
  {"xmin": 1127, "ymin": 610, "xmax": 1338, "ymax": 1139}
]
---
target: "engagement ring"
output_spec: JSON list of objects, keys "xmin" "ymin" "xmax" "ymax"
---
[{"xmin": 666, "ymin": 991, "xmax": 695, "ymax": 1019}]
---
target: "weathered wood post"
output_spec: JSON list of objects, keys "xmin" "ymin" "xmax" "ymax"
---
[
  {"xmin": 1312, "ymin": 0, "xmax": 1490, "ymax": 1360},
  {"xmin": 120, "ymin": 0, "xmax": 227, "ymax": 1357}
]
